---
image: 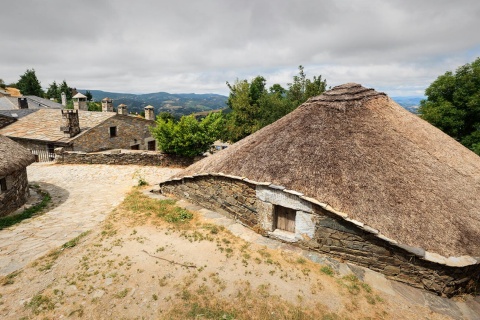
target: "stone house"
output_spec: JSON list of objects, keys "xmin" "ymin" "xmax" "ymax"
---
[
  {"xmin": 0, "ymin": 135, "xmax": 35, "ymax": 217},
  {"xmin": 0, "ymin": 108, "xmax": 157, "ymax": 156},
  {"xmin": 158, "ymin": 83, "xmax": 480, "ymax": 297}
]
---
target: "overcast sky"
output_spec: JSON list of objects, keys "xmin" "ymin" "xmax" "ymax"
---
[{"xmin": 1, "ymin": 0, "xmax": 479, "ymax": 97}]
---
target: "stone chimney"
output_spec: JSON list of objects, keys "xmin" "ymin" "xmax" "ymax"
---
[
  {"xmin": 144, "ymin": 105, "xmax": 155, "ymax": 120},
  {"xmin": 61, "ymin": 92, "xmax": 67, "ymax": 106},
  {"xmin": 17, "ymin": 97, "xmax": 28, "ymax": 109},
  {"xmin": 102, "ymin": 97, "xmax": 114, "ymax": 112},
  {"xmin": 60, "ymin": 110, "xmax": 81, "ymax": 138},
  {"xmin": 117, "ymin": 104, "xmax": 128, "ymax": 115},
  {"xmin": 72, "ymin": 93, "xmax": 88, "ymax": 110}
]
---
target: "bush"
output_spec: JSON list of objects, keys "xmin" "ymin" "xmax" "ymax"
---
[{"xmin": 150, "ymin": 112, "xmax": 224, "ymax": 157}]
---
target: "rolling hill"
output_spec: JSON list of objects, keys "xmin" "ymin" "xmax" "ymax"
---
[{"xmin": 79, "ymin": 90, "xmax": 228, "ymax": 116}]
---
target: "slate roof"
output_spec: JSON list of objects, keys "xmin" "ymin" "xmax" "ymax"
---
[
  {"xmin": 0, "ymin": 109, "xmax": 39, "ymax": 119},
  {"xmin": 0, "ymin": 97, "xmax": 18, "ymax": 110},
  {"xmin": 0, "ymin": 109, "xmax": 116, "ymax": 144},
  {"xmin": 25, "ymin": 96, "xmax": 64, "ymax": 109}
]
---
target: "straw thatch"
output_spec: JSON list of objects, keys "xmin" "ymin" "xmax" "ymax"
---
[
  {"xmin": 0, "ymin": 134, "xmax": 35, "ymax": 176},
  {"xmin": 174, "ymin": 83, "xmax": 480, "ymax": 258}
]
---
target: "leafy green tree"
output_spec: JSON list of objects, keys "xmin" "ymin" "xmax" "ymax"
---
[
  {"xmin": 88, "ymin": 102, "xmax": 101, "ymax": 111},
  {"xmin": 150, "ymin": 112, "xmax": 224, "ymax": 157},
  {"xmin": 59, "ymin": 80, "xmax": 73, "ymax": 101},
  {"xmin": 46, "ymin": 81, "xmax": 59, "ymax": 100},
  {"xmin": 224, "ymin": 66, "xmax": 327, "ymax": 142},
  {"xmin": 85, "ymin": 90, "xmax": 93, "ymax": 101},
  {"xmin": 17, "ymin": 69, "xmax": 44, "ymax": 96},
  {"xmin": 419, "ymin": 57, "xmax": 480, "ymax": 155},
  {"xmin": 158, "ymin": 111, "xmax": 176, "ymax": 123},
  {"xmin": 0, "ymin": 79, "xmax": 5, "ymax": 89}
]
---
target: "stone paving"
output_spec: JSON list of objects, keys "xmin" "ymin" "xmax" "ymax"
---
[{"xmin": 0, "ymin": 163, "xmax": 181, "ymax": 276}]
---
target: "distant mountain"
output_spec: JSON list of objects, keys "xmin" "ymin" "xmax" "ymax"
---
[
  {"xmin": 79, "ymin": 90, "xmax": 424, "ymax": 116},
  {"xmin": 391, "ymin": 96, "xmax": 424, "ymax": 114},
  {"xmin": 79, "ymin": 90, "xmax": 228, "ymax": 116}
]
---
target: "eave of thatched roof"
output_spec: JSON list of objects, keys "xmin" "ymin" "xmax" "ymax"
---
[
  {"xmin": 0, "ymin": 135, "xmax": 35, "ymax": 176},
  {"xmin": 168, "ymin": 83, "xmax": 480, "ymax": 260}
]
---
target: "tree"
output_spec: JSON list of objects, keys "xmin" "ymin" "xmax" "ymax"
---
[
  {"xmin": 223, "ymin": 66, "xmax": 327, "ymax": 142},
  {"xmin": 85, "ymin": 90, "xmax": 93, "ymax": 101},
  {"xmin": 59, "ymin": 80, "xmax": 73, "ymax": 101},
  {"xmin": 0, "ymin": 78, "xmax": 5, "ymax": 89},
  {"xmin": 16, "ymin": 69, "xmax": 44, "ymax": 96},
  {"xmin": 150, "ymin": 112, "xmax": 224, "ymax": 157},
  {"xmin": 46, "ymin": 81, "xmax": 59, "ymax": 100},
  {"xmin": 419, "ymin": 57, "xmax": 480, "ymax": 155}
]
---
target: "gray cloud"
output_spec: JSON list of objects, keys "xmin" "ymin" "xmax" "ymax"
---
[{"xmin": 1, "ymin": 0, "xmax": 479, "ymax": 96}]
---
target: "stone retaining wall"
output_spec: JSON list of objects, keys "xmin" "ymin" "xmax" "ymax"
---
[
  {"xmin": 161, "ymin": 175, "xmax": 258, "ymax": 227},
  {"xmin": 55, "ymin": 149, "xmax": 200, "ymax": 167},
  {"xmin": 159, "ymin": 175, "xmax": 480, "ymax": 297},
  {"xmin": 0, "ymin": 168, "xmax": 30, "ymax": 217}
]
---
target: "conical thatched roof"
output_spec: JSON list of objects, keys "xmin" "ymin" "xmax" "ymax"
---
[
  {"xmin": 0, "ymin": 135, "xmax": 35, "ymax": 176},
  {"xmin": 173, "ymin": 83, "xmax": 480, "ymax": 258}
]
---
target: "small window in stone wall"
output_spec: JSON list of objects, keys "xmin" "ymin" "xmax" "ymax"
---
[
  {"xmin": 274, "ymin": 205, "xmax": 296, "ymax": 233},
  {"xmin": 0, "ymin": 177, "xmax": 7, "ymax": 192},
  {"xmin": 109, "ymin": 126, "xmax": 117, "ymax": 137}
]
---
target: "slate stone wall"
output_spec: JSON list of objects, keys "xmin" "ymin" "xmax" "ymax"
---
[
  {"xmin": 300, "ymin": 207, "xmax": 480, "ymax": 297},
  {"xmin": 72, "ymin": 115, "xmax": 156, "ymax": 153},
  {"xmin": 0, "ymin": 168, "xmax": 30, "ymax": 217},
  {"xmin": 55, "ymin": 150, "xmax": 198, "ymax": 167},
  {"xmin": 161, "ymin": 176, "xmax": 258, "ymax": 227},
  {"xmin": 159, "ymin": 175, "xmax": 480, "ymax": 297}
]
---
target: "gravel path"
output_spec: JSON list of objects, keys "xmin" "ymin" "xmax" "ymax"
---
[{"xmin": 0, "ymin": 163, "xmax": 181, "ymax": 276}]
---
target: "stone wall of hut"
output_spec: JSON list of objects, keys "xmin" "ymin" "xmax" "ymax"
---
[
  {"xmin": 0, "ymin": 168, "xmax": 30, "ymax": 217},
  {"xmin": 159, "ymin": 175, "xmax": 480, "ymax": 297},
  {"xmin": 161, "ymin": 176, "xmax": 258, "ymax": 227}
]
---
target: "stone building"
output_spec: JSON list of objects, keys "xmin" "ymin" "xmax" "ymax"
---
[
  {"xmin": 0, "ymin": 135, "xmax": 35, "ymax": 217},
  {"xmin": 0, "ymin": 109, "xmax": 157, "ymax": 155},
  {"xmin": 159, "ymin": 83, "xmax": 480, "ymax": 297},
  {"xmin": 117, "ymin": 104, "xmax": 128, "ymax": 115}
]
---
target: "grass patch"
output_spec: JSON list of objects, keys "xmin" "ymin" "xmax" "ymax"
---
[
  {"xmin": 121, "ymin": 190, "xmax": 194, "ymax": 226},
  {"xmin": 320, "ymin": 265, "xmax": 335, "ymax": 276},
  {"xmin": 25, "ymin": 294, "xmax": 55, "ymax": 315},
  {"xmin": 0, "ymin": 186, "xmax": 51, "ymax": 230},
  {"xmin": 62, "ymin": 231, "xmax": 91, "ymax": 249},
  {"xmin": 1, "ymin": 270, "xmax": 22, "ymax": 286}
]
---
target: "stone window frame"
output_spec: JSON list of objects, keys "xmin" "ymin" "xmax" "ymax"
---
[
  {"xmin": 0, "ymin": 177, "xmax": 7, "ymax": 193},
  {"xmin": 109, "ymin": 126, "xmax": 117, "ymax": 138}
]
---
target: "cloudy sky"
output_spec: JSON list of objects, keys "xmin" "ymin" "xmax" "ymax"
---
[{"xmin": 1, "ymin": 0, "xmax": 480, "ymax": 97}]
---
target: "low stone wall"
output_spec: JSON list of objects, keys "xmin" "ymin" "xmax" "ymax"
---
[
  {"xmin": 159, "ymin": 175, "xmax": 480, "ymax": 297},
  {"xmin": 0, "ymin": 168, "xmax": 30, "ymax": 217},
  {"xmin": 55, "ymin": 149, "xmax": 200, "ymax": 167}
]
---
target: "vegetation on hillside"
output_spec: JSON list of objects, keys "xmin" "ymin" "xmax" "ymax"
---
[{"xmin": 419, "ymin": 57, "xmax": 480, "ymax": 155}]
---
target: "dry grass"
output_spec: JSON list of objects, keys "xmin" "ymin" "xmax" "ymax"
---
[{"xmin": 0, "ymin": 188, "xmax": 450, "ymax": 319}]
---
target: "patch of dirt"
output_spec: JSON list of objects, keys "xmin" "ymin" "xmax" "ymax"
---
[{"xmin": 0, "ymin": 189, "xmax": 453, "ymax": 319}]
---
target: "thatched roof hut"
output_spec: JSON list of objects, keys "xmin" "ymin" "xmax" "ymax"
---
[
  {"xmin": 173, "ymin": 83, "xmax": 480, "ymax": 259},
  {"xmin": 0, "ymin": 134, "xmax": 35, "ymax": 176}
]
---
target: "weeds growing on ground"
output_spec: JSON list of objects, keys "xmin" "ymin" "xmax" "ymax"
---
[{"xmin": 0, "ymin": 185, "xmax": 51, "ymax": 230}]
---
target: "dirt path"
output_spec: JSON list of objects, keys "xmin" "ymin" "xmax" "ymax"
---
[{"xmin": 0, "ymin": 163, "xmax": 181, "ymax": 276}]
